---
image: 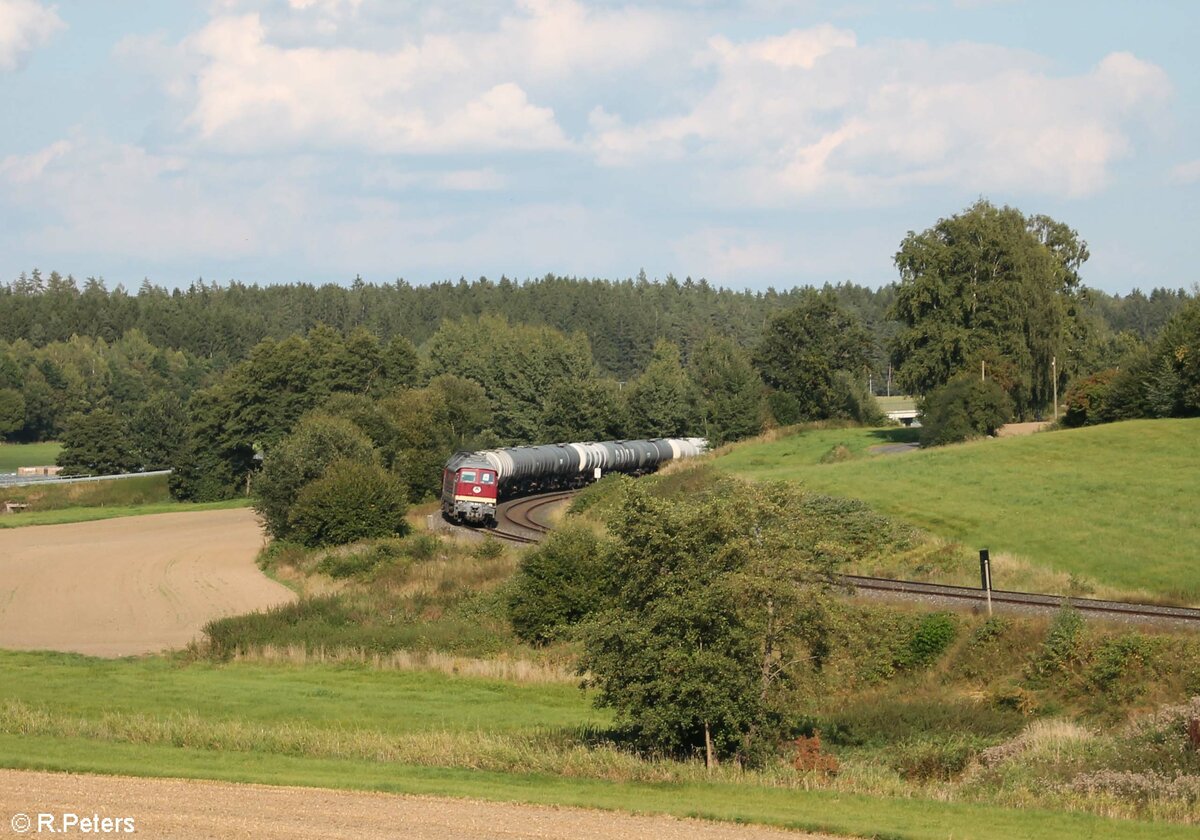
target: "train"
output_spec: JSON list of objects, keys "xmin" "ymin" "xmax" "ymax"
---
[{"xmin": 441, "ymin": 438, "xmax": 707, "ymax": 526}]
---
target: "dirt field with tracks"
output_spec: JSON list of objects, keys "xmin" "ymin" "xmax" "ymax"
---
[
  {"xmin": 0, "ymin": 770, "xmax": 828, "ymax": 840},
  {"xmin": 0, "ymin": 508, "xmax": 293, "ymax": 656}
]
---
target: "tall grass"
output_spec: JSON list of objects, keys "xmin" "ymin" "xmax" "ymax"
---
[
  {"xmin": 0, "ymin": 473, "xmax": 171, "ymax": 509},
  {"xmin": 231, "ymin": 645, "xmax": 576, "ymax": 684},
  {"xmin": 204, "ymin": 532, "xmax": 542, "ymax": 660}
]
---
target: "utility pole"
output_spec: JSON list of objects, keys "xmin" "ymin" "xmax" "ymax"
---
[
  {"xmin": 981, "ymin": 359, "xmax": 986, "ymax": 382},
  {"xmin": 1051, "ymin": 356, "xmax": 1058, "ymax": 419},
  {"xmin": 887, "ymin": 365, "xmax": 892, "ymax": 397}
]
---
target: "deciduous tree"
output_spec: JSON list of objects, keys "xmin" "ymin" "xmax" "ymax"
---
[
  {"xmin": 890, "ymin": 200, "xmax": 1089, "ymax": 417},
  {"xmin": 754, "ymin": 291, "xmax": 873, "ymax": 422}
]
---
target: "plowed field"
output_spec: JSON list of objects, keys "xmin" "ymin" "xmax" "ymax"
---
[
  {"xmin": 0, "ymin": 770, "xmax": 826, "ymax": 840},
  {"xmin": 0, "ymin": 508, "xmax": 292, "ymax": 656}
]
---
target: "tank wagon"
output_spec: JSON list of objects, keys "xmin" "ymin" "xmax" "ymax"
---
[{"xmin": 441, "ymin": 437, "xmax": 706, "ymax": 526}]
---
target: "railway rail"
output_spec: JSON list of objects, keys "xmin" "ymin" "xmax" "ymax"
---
[
  {"xmin": 490, "ymin": 490, "xmax": 577, "ymax": 544},
  {"xmin": 481, "ymin": 490, "xmax": 1200, "ymax": 629},
  {"xmin": 844, "ymin": 575, "xmax": 1200, "ymax": 628}
]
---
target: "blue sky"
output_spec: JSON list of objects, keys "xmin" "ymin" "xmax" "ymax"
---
[{"xmin": 0, "ymin": 0, "xmax": 1196, "ymax": 294}]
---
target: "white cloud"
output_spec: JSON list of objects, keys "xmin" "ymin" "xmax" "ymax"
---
[
  {"xmin": 287, "ymin": 0, "xmax": 362, "ymax": 13},
  {"xmin": 0, "ymin": 139, "xmax": 71, "ymax": 182},
  {"xmin": 436, "ymin": 168, "xmax": 507, "ymax": 191},
  {"xmin": 174, "ymin": 1, "xmax": 683, "ymax": 155},
  {"xmin": 0, "ymin": 0, "xmax": 63, "ymax": 71},
  {"xmin": 590, "ymin": 30, "xmax": 1171, "ymax": 200},
  {"xmin": 671, "ymin": 227, "xmax": 787, "ymax": 279},
  {"xmin": 0, "ymin": 136, "xmax": 599, "ymax": 278},
  {"xmin": 0, "ymin": 137, "xmax": 299, "ymax": 261},
  {"xmin": 183, "ymin": 13, "xmax": 568, "ymax": 153}
]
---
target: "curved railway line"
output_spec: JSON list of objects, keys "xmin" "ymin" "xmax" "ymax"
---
[
  {"xmin": 478, "ymin": 490, "xmax": 1200, "ymax": 629},
  {"xmin": 490, "ymin": 490, "xmax": 577, "ymax": 544}
]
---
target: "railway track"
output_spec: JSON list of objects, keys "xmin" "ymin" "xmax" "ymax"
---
[
  {"xmin": 478, "ymin": 490, "xmax": 1200, "ymax": 628},
  {"xmin": 843, "ymin": 575, "xmax": 1200, "ymax": 628},
  {"xmin": 490, "ymin": 490, "xmax": 578, "ymax": 544}
]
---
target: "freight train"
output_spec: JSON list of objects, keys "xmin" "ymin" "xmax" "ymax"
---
[{"xmin": 441, "ymin": 438, "xmax": 707, "ymax": 526}]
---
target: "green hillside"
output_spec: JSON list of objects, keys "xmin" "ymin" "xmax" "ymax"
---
[{"xmin": 716, "ymin": 419, "xmax": 1200, "ymax": 601}]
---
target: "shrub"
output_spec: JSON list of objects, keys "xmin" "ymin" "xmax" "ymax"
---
[
  {"xmin": 896, "ymin": 612, "xmax": 957, "ymax": 670},
  {"xmin": 830, "ymin": 370, "xmax": 886, "ymax": 425},
  {"xmin": 1028, "ymin": 605, "xmax": 1084, "ymax": 682},
  {"xmin": 254, "ymin": 414, "xmax": 379, "ymax": 539},
  {"xmin": 287, "ymin": 460, "xmax": 410, "ymax": 547},
  {"xmin": 316, "ymin": 542, "xmax": 405, "ymax": 579},
  {"xmin": 918, "ymin": 376, "xmax": 1014, "ymax": 446},
  {"xmin": 404, "ymin": 532, "xmax": 441, "ymax": 562},
  {"xmin": 792, "ymin": 733, "xmax": 839, "ymax": 775},
  {"xmin": 819, "ymin": 444, "xmax": 854, "ymax": 464},
  {"xmin": 1061, "ymin": 369, "xmax": 1119, "ymax": 427},
  {"xmin": 1086, "ymin": 634, "xmax": 1159, "ymax": 699},
  {"xmin": 825, "ymin": 696, "xmax": 1023, "ymax": 747},
  {"xmin": 508, "ymin": 524, "xmax": 610, "ymax": 645},
  {"xmin": 891, "ymin": 735, "xmax": 988, "ymax": 781}
]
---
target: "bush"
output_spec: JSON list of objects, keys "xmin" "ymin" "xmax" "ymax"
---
[
  {"xmin": 897, "ymin": 612, "xmax": 958, "ymax": 670},
  {"xmin": 1028, "ymin": 605, "xmax": 1084, "ymax": 682},
  {"xmin": 918, "ymin": 376, "xmax": 1014, "ymax": 446},
  {"xmin": 287, "ymin": 460, "xmax": 410, "ymax": 547},
  {"xmin": 253, "ymin": 414, "xmax": 379, "ymax": 539},
  {"xmin": 792, "ymin": 733, "xmax": 840, "ymax": 775},
  {"xmin": 1061, "ymin": 369, "xmax": 1119, "ymax": 427},
  {"xmin": 1086, "ymin": 634, "xmax": 1160, "ymax": 700},
  {"xmin": 508, "ymin": 524, "xmax": 610, "ymax": 645},
  {"xmin": 316, "ymin": 541, "xmax": 405, "ymax": 579},
  {"xmin": 826, "ymin": 696, "xmax": 1023, "ymax": 747},
  {"xmin": 891, "ymin": 735, "xmax": 988, "ymax": 781},
  {"xmin": 830, "ymin": 370, "xmax": 886, "ymax": 425}
]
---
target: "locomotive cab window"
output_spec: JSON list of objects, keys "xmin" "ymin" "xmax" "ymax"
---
[
  {"xmin": 460, "ymin": 471, "xmax": 476, "ymax": 483},
  {"xmin": 480, "ymin": 472, "xmax": 494, "ymax": 484}
]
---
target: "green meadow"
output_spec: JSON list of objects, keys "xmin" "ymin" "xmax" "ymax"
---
[
  {"xmin": 716, "ymin": 419, "xmax": 1200, "ymax": 601},
  {"xmin": 0, "ymin": 441, "xmax": 61, "ymax": 473},
  {"xmin": 0, "ymin": 472, "xmax": 251, "ymax": 528},
  {"xmin": 0, "ymin": 651, "xmax": 1188, "ymax": 840}
]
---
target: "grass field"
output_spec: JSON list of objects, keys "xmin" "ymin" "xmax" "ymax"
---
[
  {"xmin": 0, "ymin": 651, "xmax": 1187, "ymax": 840},
  {"xmin": 0, "ymin": 497, "xmax": 252, "ymax": 528},
  {"xmin": 876, "ymin": 395, "xmax": 917, "ymax": 414},
  {"xmin": 716, "ymin": 419, "xmax": 1200, "ymax": 601},
  {"xmin": 0, "ymin": 441, "xmax": 61, "ymax": 472},
  {"xmin": 0, "ymin": 473, "xmax": 251, "ymax": 528}
]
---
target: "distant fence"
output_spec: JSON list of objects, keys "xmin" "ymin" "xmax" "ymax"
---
[{"xmin": 0, "ymin": 469, "xmax": 172, "ymax": 489}]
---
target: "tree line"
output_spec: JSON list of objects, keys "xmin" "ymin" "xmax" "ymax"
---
[{"xmin": 2, "ymin": 199, "xmax": 1195, "ymax": 486}]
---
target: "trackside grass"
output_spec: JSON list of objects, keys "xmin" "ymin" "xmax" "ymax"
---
[
  {"xmin": 0, "ymin": 473, "xmax": 251, "ymax": 528},
  {"xmin": 715, "ymin": 419, "xmax": 1200, "ymax": 601},
  {"xmin": 0, "ymin": 651, "xmax": 1190, "ymax": 840},
  {"xmin": 0, "ymin": 498, "xmax": 251, "ymax": 528}
]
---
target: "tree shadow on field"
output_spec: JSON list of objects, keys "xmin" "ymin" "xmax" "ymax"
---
[{"xmin": 868, "ymin": 427, "xmax": 921, "ymax": 445}]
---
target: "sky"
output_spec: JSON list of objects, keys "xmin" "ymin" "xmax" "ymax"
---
[{"xmin": 0, "ymin": 0, "xmax": 1196, "ymax": 294}]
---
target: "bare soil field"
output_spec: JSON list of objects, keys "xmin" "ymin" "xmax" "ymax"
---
[
  {"xmin": 996, "ymin": 421, "xmax": 1051, "ymax": 437},
  {"xmin": 0, "ymin": 770, "xmax": 826, "ymax": 840},
  {"xmin": 0, "ymin": 509, "xmax": 293, "ymax": 656}
]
